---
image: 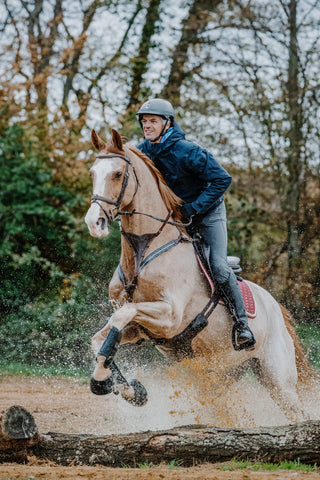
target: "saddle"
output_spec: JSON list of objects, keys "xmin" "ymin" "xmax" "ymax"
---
[{"xmin": 193, "ymin": 235, "xmax": 256, "ymax": 319}]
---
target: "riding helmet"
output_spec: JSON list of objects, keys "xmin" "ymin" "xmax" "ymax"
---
[{"xmin": 136, "ymin": 99, "xmax": 175, "ymax": 126}]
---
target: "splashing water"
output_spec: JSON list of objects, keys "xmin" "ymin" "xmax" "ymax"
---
[
  {"xmin": 59, "ymin": 358, "xmax": 320, "ymax": 434},
  {"xmin": 3, "ymin": 357, "xmax": 319, "ymax": 435}
]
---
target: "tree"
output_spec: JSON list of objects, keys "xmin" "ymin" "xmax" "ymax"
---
[
  {"xmin": 181, "ymin": 0, "xmax": 320, "ymax": 316},
  {"xmin": 161, "ymin": 0, "xmax": 223, "ymax": 107},
  {"xmin": 126, "ymin": 0, "xmax": 161, "ymax": 112},
  {"xmin": 0, "ymin": 125, "xmax": 78, "ymax": 312}
]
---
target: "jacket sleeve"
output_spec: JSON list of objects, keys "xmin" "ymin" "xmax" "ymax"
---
[{"xmin": 183, "ymin": 145, "xmax": 232, "ymax": 214}]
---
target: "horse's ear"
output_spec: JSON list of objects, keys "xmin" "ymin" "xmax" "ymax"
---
[
  {"xmin": 91, "ymin": 129, "xmax": 106, "ymax": 151},
  {"xmin": 111, "ymin": 129, "xmax": 124, "ymax": 152}
]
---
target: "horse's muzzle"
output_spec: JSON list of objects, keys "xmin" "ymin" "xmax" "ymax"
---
[{"xmin": 85, "ymin": 204, "xmax": 110, "ymax": 237}]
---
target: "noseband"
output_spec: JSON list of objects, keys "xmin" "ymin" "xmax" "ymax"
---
[{"xmin": 90, "ymin": 151, "xmax": 139, "ymax": 222}]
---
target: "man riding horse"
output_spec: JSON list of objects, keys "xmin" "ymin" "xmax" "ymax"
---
[{"xmin": 136, "ymin": 98, "xmax": 255, "ymax": 351}]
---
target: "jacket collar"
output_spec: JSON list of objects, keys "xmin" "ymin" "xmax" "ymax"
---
[{"xmin": 144, "ymin": 123, "xmax": 185, "ymax": 154}]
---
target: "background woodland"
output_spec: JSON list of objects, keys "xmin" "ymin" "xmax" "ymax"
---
[{"xmin": 0, "ymin": 0, "xmax": 319, "ymax": 370}]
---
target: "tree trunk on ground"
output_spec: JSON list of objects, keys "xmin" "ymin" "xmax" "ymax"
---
[
  {"xmin": 1, "ymin": 407, "xmax": 319, "ymax": 466},
  {"xmin": 0, "ymin": 406, "xmax": 40, "ymax": 463}
]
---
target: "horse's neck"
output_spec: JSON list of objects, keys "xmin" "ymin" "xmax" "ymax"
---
[{"xmin": 120, "ymin": 157, "xmax": 179, "ymax": 269}]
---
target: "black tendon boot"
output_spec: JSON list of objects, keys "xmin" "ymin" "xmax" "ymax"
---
[{"xmin": 219, "ymin": 272, "xmax": 256, "ymax": 351}]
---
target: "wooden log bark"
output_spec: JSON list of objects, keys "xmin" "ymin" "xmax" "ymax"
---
[
  {"xmin": 0, "ymin": 406, "xmax": 40, "ymax": 463},
  {"xmin": 1, "ymin": 406, "xmax": 319, "ymax": 466},
  {"xmin": 34, "ymin": 421, "xmax": 320, "ymax": 466}
]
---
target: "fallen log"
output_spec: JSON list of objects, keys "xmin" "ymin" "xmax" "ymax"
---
[
  {"xmin": 0, "ymin": 406, "xmax": 319, "ymax": 466},
  {"xmin": 0, "ymin": 406, "xmax": 40, "ymax": 463},
  {"xmin": 33, "ymin": 421, "xmax": 320, "ymax": 466}
]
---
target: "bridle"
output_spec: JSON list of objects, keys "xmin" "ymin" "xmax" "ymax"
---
[
  {"xmin": 90, "ymin": 151, "xmax": 139, "ymax": 223},
  {"xmin": 90, "ymin": 150, "xmax": 191, "ymax": 228}
]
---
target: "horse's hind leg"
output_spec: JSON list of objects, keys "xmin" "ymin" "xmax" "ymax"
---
[
  {"xmin": 226, "ymin": 358, "xmax": 262, "ymax": 382},
  {"xmin": 258, "ymin": 356, "xmax": 307, "ymax": 422}
]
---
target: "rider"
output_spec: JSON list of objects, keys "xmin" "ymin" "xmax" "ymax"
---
[{"xmin": 136, "ymin": 98, "xmax": 255, "ymax": 350}]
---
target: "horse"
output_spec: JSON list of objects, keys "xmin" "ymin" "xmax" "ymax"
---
[{"xmin": 85, "ymin": 128, "xmax": 311, "ymax": 421}]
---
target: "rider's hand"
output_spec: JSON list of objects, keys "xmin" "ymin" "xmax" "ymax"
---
[{"xmin": 180, "ymin": 203, "xmax": 196, "ymax": 220}]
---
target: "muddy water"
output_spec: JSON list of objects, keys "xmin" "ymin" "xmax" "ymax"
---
[{"xmin": 1, "ymin": 357, "xmax": 319, "ymax": 435}]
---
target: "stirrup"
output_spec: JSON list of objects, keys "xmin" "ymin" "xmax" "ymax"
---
[{"xmin": 232, "ymin": 324, "xmax": 256, "ymax": 351}]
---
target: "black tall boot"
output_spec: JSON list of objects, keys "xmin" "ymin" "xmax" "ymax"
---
[{"xmin": 219, "ymin": 272, "xmax": 256, "ymax": 351}]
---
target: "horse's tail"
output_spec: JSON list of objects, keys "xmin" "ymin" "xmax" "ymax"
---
[{"xmin": 279, "ymin": 303, "xmax": 315, "ymax": 383}]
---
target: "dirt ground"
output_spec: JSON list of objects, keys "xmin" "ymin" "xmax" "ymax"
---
[
  {"xmin": 1, "ymin": 462, "xmax": 320, "ymax": 480},
  {"xmin": 1, "ymin": 368, "xmax": 320, "ymax": 480}
]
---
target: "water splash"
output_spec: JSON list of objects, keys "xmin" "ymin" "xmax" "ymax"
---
[
  {"xmin": 6, "ymin": 359, "xmax": 319, "ymax": 435},
  {"xmin": 91, "ymin": 357, "xmax": 320, "ymax": 434}
]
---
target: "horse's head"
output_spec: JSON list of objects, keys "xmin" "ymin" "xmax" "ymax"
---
[{"xmin": 85, "ymin": 129, "xmax": 138, "ymax": 237}]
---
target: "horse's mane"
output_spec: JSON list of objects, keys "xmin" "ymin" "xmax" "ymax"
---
[{"xmin": 125, "ymin": 144, "xmax": 183, "ymax": 222}]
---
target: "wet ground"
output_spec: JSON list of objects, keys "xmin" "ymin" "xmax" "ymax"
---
[{"xmin": 0, "ymin": 361, "xmax": 320, "ymax": 479}]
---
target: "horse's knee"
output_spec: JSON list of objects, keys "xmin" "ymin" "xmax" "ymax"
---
[
  {"xmin": 109, "ymin": 304, "xmax": 137, "ymax": 329},
  {"xmin": 92, "ymin": 330, "xmax": 109, "ymax": 354}
]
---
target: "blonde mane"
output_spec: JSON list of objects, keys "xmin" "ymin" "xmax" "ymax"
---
[{"xmin": 125, "ymin": 144, "xmax": 183, "ymax": 222}]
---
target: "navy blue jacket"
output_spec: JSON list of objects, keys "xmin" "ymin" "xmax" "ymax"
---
[{"xmin": 138, "ymin": 123, "xmax": 232, "ymax": 215}]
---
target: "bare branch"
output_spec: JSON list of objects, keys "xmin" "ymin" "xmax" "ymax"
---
[
  {"xmin": 279, "ymin": 0, "xmax": 290, "ymax": 18},
  {"xmin": 298, "ymin": 0, "xmax": 320, "ymax": 29},
  {"xmin": 61, "ymin": 0, "xmax": 106, "ymax": 111}
]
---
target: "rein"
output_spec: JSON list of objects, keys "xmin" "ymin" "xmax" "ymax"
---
[
  {"xmin": 118, "ymin": 209, "xmax": 192, "ymax": 227},
  {"xmin": 91, "ymin": 150, "xmax": 191, "ymax": 300}
]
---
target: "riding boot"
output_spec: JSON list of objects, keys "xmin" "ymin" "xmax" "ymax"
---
[{"xmin": 218, "ymin": 272, "xmax": 256, "ymax": 350}]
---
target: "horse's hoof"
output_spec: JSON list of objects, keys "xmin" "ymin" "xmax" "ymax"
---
[
  {"xmin": 90, "ymin": 376, "xmax": 114, "ymax": 395},
  {"xmin": 126, "ymin": 379, "xmax": 148, "ymax": 407}
]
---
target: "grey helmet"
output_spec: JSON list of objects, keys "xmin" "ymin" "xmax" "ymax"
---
[{"xmin": 136, "ymin": 98, "xmax": 175, "ymax": 126}]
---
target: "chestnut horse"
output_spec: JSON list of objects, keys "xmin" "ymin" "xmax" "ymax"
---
[{"xmin": 85, "ymin": 129, "xmax": 309, "ymax": 420}]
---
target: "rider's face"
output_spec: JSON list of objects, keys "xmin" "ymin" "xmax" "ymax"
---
[{"xmin": 141, "ymin": 115, "xmax": 169, "ymax": 143}]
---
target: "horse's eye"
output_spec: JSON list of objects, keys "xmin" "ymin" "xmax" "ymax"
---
[{"xmin": 114, "ymin": 171, "xmax": 122, "ymax": 179}]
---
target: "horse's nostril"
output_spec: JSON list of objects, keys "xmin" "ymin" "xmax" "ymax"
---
[{"xmin": 97, "ymin": 217, "xmax": 106, "ymax": 229}]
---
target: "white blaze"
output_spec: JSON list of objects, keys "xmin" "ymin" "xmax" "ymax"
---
[{"xmin": 85, "ymin": 158, "xmax": 118, "ymax": 237}]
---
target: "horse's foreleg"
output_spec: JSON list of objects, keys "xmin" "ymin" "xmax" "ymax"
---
[
  {"xmin": 92, "ymin": 319, "xmax": 143, "ymax": 355},
  {"xmin": 91, "ymin": 302, "xmax": 175, "ymax": 404},
  {"xmin": 91, "ymin": 318, "xmax": 111, "ymax": 355},
  {"xmin": 93, "ymin": 301, "xmax": 174, "ymax": 374},
  {"xmin": 91, "ymin": 322, "xmax": 148, "ymax": 406},
  {"xmin": 108, "ymin": 301, "xmax": 175, "ymax": 337},
  {"xmin": 91, "ymin": 361, "xmax": 148, "ymax": 406}
]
